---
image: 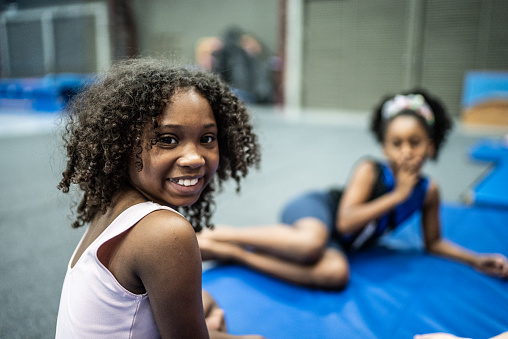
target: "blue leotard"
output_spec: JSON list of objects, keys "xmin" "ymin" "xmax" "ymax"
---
[{"xmin": 280, "ymin": 159, "xmax": 429, "ymax": 251}]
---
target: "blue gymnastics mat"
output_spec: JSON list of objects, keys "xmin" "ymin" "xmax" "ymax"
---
[
  {"xmin": 203, "ymin": 204, "xmax": 508, "ymax": 339},
  {"xmin": 468, "ymin": 139, "xmax": 508, "ymax": 209}
]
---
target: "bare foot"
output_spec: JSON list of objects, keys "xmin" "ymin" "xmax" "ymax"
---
[{"xmin": 205, "ymin": 307, "xmax": 226, "ymax": 332}]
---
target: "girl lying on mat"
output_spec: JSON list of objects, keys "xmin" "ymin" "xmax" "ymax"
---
[{"xmin": 199, "ymin": 89, "xmax": 508, "ymax": 289}]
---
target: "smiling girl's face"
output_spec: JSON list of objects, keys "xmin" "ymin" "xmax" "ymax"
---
[
  {"xmin": 128, "ymin": 88, "xmax": 220, "ymax": 208},
  {"xmin": 382, "ymin": 114, "xmax": 435, "ymax": 174}
]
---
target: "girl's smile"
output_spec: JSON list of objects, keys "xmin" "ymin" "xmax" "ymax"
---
[
  {"xmin": 169, "ymin": 177, "xmax": 200, "ymax": 187},
  {"xmin": 167, "ymin": 176, "xmax": 204, "ymax": 194},
  {"xmin": 129, "ymin": 88, "xmax": 220, "ymax": 208}
]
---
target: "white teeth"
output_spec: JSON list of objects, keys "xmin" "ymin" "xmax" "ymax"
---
[{"xmin": 176, "ymin": 178, "xmax": 198, "ymax": 186}]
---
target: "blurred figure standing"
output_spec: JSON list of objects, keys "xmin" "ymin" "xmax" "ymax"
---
[{"xmin": 212, "ymin": 27, "xmax": 273, "ymax": 104}]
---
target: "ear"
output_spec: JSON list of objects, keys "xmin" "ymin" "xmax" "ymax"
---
[
  {"xmin": 427, "ymin": 140, "xmax": 435, "ymax": 158},
  {"xmin": 382, "ymin": 142, "xmax": 389, "ymax": 158}
]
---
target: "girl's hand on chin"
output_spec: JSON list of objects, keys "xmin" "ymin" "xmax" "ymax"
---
[
  {"xmin": 397, "ymin": 156, "xmax": 424, "ymax": 174},
  {"xmin": 394, "ymin": 164, "xmax": 420, "ymax": 201}
]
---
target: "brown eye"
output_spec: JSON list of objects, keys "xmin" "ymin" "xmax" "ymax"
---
[
  {"xmin": 391, "ymin": 140, "xmax": 402, "ymax": 148},
  {"xmin": 201, "ymin": 135, "xmax": 215, "ymax": 144},
  {"xmin": 409, "ymin": 138, "xmax": 423, "ymax": 148},
  {"xmin": 159, "ymin": 136, "xmax": 178, "ymax": 145}
]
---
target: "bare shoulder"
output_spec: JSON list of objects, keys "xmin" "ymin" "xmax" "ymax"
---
[
  {"xmin": 126, "ymin": 209, "xmax": 201, "ymax": 272},
  {"xmin": 139, "ymin": 208, "xmax": 196, "ymax": 237},
  {"xmin": 134, "ymin": 209, "xmax": 198, "ymax": 253},
  {"xmin": 341, "ymin": 159, "xmax": 378, "ymax": 204},
  {"xmin": 356, "ymin": 159, "xmax": 377, "ymax": 174},
  {"xmin": 424, "ymin": 179, "xmax": 440, "ymax": 207},
  {"xmin": 349, "ymin": 159, "xmax": 378, "ymax": 184}
]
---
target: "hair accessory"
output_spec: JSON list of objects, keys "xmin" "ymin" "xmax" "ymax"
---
[{"xmin": 381, "ymin": 94, "xmax": 434, "ymax": 126}]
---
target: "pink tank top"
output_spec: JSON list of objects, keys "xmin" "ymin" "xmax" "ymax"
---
[{"xmin": 56, "ymin": 202, "xmax": 182, "ymax": 338}]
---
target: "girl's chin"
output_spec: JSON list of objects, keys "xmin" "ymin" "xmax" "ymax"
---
[{"xmin": 167, "ymin": 194, "xmax": 202, "ymax": 209}]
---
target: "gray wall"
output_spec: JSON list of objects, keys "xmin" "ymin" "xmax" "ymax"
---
[
  {"xmin": 131, "ymin": 0, "xmax": 279, "ymax": 65},
  {"xmin": 3, "ymin": 0, "xmax": 508, "ymax": 119},
  {"xmin": 0, "ymin": 0, "xmax": 279, "ymax": 76},
  {"xmin": 301, "ymin": 0, "xmax": 508, "ymax": 116}
]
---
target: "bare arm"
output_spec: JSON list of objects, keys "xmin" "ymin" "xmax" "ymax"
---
[
  {"xmin": 337, "ymin": 160, "xmax": 418, "ymax": 234},
  {"xmin": 134, "ymin": 211, "xmax": 209, "ymax": 339},
  {"xmin": 123, "ymin": 211, "xmax": 266, "ymax": 339},
  {"xmin": 421, "ymin": 181, "xmax": 508, "ymax": 279}
]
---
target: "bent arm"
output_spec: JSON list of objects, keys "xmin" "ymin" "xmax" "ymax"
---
[
  {"xmin": 421, "ymin": 182, "xmax": 477, "ymax": 264},
  {"xmin": 337, "ymin": 161, "xmax": 408, "ymax": 234},
  {"xmin": 422, "ymin": 182, "xmax": 508, "ymax": 279}
]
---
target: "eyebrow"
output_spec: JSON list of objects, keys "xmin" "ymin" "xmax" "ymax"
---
[{"xmin": 158, "ymin": 123, "xmax": 217, "ymax": 129}]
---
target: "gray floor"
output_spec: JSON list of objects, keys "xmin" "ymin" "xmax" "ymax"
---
[{"xmin": 0, "ymin": 106, "xmax": 506, "ymax": 338}]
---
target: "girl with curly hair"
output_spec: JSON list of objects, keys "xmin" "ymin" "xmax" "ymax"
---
[
  {"xmin": 56, "ymin": 58, "xmax": 263, "ymax": 339},
  {"xmin": 199, "ymin": 89, "xmax": 508, "ymax": 289}
]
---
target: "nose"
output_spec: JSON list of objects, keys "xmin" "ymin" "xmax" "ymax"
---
[
  {"xmin": 177, "ymin": 143, "xmax": 205, "ymax": 168},
  {"xmin": 401, "ymin": 142, "xmax": 413, "ymax": 158}
]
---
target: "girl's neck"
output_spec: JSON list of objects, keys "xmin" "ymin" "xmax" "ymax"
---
[
  {"xmin": 72, "ymin": 187, "xmax": 149, "ymax": 269},
  {"xmin": 112, "ymin": 186, "xmax": 150, "ymax": 209},
  {"xmin": 91, "ymin": 187, "xmax": 148, "ymax": 225}
]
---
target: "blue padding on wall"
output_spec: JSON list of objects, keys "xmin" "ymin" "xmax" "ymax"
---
[
  {"xmin": 203, "ymin": 204, "xmax": 508, "ymax": 339},
  {"xmin": 462, "ymin": 71, "xmax": 508, "ymax": 108},
  {"xmin": 0, "ymin": 74, "xmax": 89, "ymax": 112},
  {"xmin": 469, "ymin": 139, "xmax": 508, "ymax": 209}
]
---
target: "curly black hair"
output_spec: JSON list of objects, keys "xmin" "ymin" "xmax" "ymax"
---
[
  {"xmin": 58, "ymin": 58, "xmax": 261, "ymax": 231},
  {"xmin": 370, "ymin": 88, "xmax": 453, "ymax": 160}
]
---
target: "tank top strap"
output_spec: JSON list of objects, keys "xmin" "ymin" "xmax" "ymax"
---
[{"xmin": 97, "ymin": 202, "xmax": 183, "ymax": 247}]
